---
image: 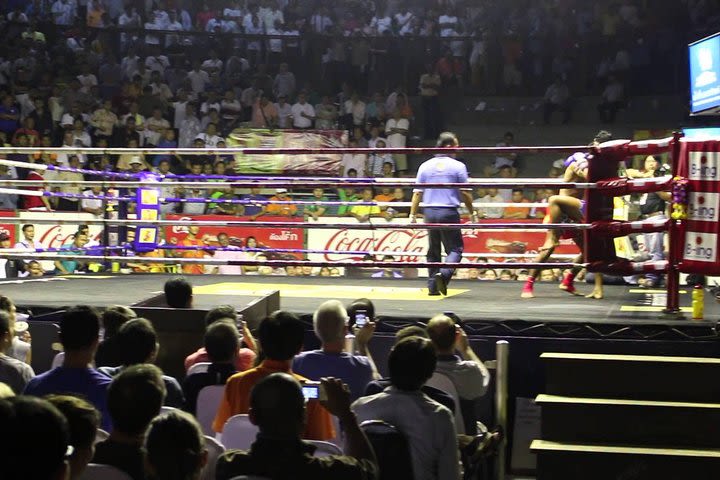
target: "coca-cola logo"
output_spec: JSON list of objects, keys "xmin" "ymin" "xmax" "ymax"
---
[
  {"xmin": 38, "ymin": 225, "xmax": 103, "ymax": 249},
  {"xmin": 323, "ymin": 228, "xmax": 427, "ymax": 262}
]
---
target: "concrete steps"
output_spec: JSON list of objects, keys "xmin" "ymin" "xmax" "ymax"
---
[{"xmin": 531, "ymin": 352, "xmax": 720, "ymax": 479}]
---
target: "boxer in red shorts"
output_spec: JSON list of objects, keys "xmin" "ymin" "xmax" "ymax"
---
[{"xmin": 520, "ymin": 131, "xmax": 611, "ymax": 299}]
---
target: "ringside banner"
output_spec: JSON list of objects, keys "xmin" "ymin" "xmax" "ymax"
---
[{"xmin": 677, "ymin": 139, "xmax": 720, "ymax": 274}]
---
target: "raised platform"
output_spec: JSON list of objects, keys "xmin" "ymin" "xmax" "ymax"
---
[{"xmin": 3, "ymin": 274, "xmax": 715, "ymax": 327}]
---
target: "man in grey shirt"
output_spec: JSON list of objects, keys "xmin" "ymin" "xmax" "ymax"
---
[{"xmin": 0, "ymin": 311, "xmax": 34, "ymax": 393}]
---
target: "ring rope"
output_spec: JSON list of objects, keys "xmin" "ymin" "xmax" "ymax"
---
[
  {"xmin": 0, "ymin": 179, "xmax": 598, "ymax": 189},
  {"xmin": 0, "ymin": 159, "xmax": 598, "ymax": 189},
  {"xmin": 0, "ymin": 187, "xmax": 552, "ymax": 209},
  {"xmin": 1, "ymin": 245, "xmax": 579, "ymax": 259},
  {"xmin": 0, "ymin": 145, "xmax": 591, "ymax": 156},
  {"xmin": 7, "ymin": 217, "xmax": 592, "ymax": 230},
  {"xmin": 2, "ymin": 252, "xmax": 584, "ymax": 271}
]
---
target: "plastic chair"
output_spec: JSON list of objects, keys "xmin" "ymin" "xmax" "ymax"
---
[
  {"xmin": 426, "ymin": 372, "xmax": 465, "ymax": 434},
  {"xmin": 201, "ymin": 435, "xmax": 225, "ymax": 480},
  {"xmin": 360, "ymin": 420, "xmax": 414, "ymax": 480},
  {"xmin": 228, "ymin": 477, "xmax": 272, "ymax": 480},
  {"xmin": 159, "ymin": 406, "xmax": 178, "ymax": 416},
  {"xmin": 196, "ymin": 385, "xmax": 225, "ymax": 435},
  {"xmin": 187, "ymin": 361, "xmax": 211, "ymax": 376},
  {"xmin": 221, "ymin": 414, "xmax": 258, "ymax": 450},
  {"xmin": 306, "ymin": 440, "xmax": 343, "ymax": 457},
  {"xmin": 94, "ymin": 429, "xmax": 109, "ymax": 445},
  {"xmin": 77, "ymin": 464, "xmax": 134, "ymax": 480},
  {"xmin": 51, "ymin": 351, "xmax": 64, "ymax": 369}
]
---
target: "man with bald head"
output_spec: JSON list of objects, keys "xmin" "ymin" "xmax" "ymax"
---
[
  {"xmin": 216, "ymin": 373, "xmax": 378, "ymax": 479},
  {"xmin": 426, "ymin": 314, "xmax": 490, "ymax": 434},
  {"xmin": 293, "ymin": 300, "xmax": 378, "ymax": 400}
]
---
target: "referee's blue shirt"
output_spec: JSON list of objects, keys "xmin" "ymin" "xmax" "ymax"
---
[{"xmin": 414, "ymin": 155, "xmax": 470, "ymax": 207}]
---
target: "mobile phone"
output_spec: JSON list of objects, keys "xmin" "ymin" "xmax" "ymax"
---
[{"xmin": 355, "ymin": 310, "xmax": 368, "ymax": 328}]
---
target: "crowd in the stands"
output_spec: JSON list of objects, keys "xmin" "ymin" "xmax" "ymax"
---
[{"xmin": 0, "ymin": 278, "xmax": 498, "ymax": 479}]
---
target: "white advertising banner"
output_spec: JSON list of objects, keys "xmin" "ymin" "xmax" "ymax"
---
[{"xmin": 307, "ymin": 217, "xmax": 428, "ymax": 263}]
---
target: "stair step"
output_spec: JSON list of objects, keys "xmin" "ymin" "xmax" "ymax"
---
[
  {"xmin": 536, "ymin": 394, "xmax": 720, "ymax": 448},
  {"xmin": 541, "ymin": 352, "xmax": 720, "ymax": 402},
  {"xmin": 531, "ymin": 440, "xmax": 720, "ymax": 480}
]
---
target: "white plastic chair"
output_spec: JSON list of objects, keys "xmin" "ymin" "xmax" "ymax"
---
[
  {"xmin": 221, "ymin": 414, "xmax": 259, "ymax": 450},
  {"xmin": 51, "ymin": 351, "xmax": 64, "ymax": 369},
  {"xmin": 78, "ymin": 464, "xmax": 134, "ymax": 480},
  {"xmin": 306, "ymin": 440, "xmax": 343, "ymax": 457},
  {"xmin": 159, "ymin": 406, "xmax": 178, "ymax": 416},
  {"xmin": 426, "ymin": 372, "xmax": 465, "ymax": 434},
  {"xmin": 196, "ymin": 385, "xmax": 225, "ymax": 436},
  {"xmin": 201, "ymin": 435, "xmax": 225, "ymax": 480},
  {"xmin": 94, "ymin": 429, "xmax": 109, "ymax": 445},
  {"xmin": 187, "ymin": 361, "xmax": 211, "ymax": 376}
]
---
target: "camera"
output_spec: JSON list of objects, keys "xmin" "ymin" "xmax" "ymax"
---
[{"xmin": 301, "ymin": 382, "xmax": 326, "ymax": 401}]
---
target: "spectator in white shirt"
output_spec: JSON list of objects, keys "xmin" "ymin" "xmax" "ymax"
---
[
  {"xmin": 52, "ymin": 0, "xmax": 76, "ymax": 26},
  {"xmin": 223, "ymin": 1, "xmax": 244, "ymax": 21},
  {"xmin": 245, "ymin": 15, "xmax": 264, "ymax": 64},
  {"xmin": 370, "ymin": 14, "xmax": 392, "ymax": 34},
  {"xmin": 478, "ymin": 188, "xmax": 505, "ymax": 218},
  {"xmin": 273, "ymin": 63, "xmax": 296, "ymax": 100},
  {"xmin": 344, "ymin": 93, "xmax": 366, "ymax": 128},
  {"xmin": 220, "ymin": 90, "xmax": 243, "ymax": 129},
  {"xmin": 197, "ymin": 124, "xmax": 223, "ymax": 148},
  {"xmin": 187, "ymin": 62, "xmax": 210, "ymax": 95},
  {"xmin": 290, "ymin": 92, "xmax": 315, "ymax": 129},
  {"xmin": 144, "ymin": 108, "xmax": 170, "ymax": 146},
  {"xmin": 310, "ymin": 8, "xmax": 333, "ymax": 33},
  {"xmin": 385, "ymin": 110, "xmax": 409, "ymax": 173},
  {"xmin": 274, "ymin": 95, "xmax": 292, "ymax": 128},
  {"xmin": 201, "ymin": 51, "xmax": 223, "ymax": 77},
  {"xmin": 543, "ymin": 77, "xmax": 571, "ymax": 125},
  {"xmin": 81, "ymin": 186, "xmax": 105, "ymax": 217},
  {"xmin": 597, "ymin": 75, "xmax": 625, "ymax": 124},
  {"xmin": 341, "ymin": 138, "xmax": 367, "ymax": 176},
  {"xmin": 77, "ymin": 64, "xmax": 98, "ymax": 94},
  {"xmin": 145, "ymin": 51, "xmax": 170, "ymax": 75}
]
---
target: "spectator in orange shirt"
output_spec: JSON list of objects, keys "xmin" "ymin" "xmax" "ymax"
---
[
  {"xmin": 251, "ymin": 189, "xmax": 297, "ymax": 220},
  {"xmin": 213, "ymin": 311, "xmax": 336, "ymax": 441},
  {"xmin": 502, "ymin": 189, "xmax": 531, "ymax": 219},
  {"xmin": 180, "ymin": 226, "xmax": 208, "ymax": 275}
]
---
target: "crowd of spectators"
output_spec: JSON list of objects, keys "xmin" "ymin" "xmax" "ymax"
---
[
  {"xmin": 0, "ymin": 283, "xmax": 495, "ymax": 479},
  {"xmin": 0, "ymin": 0, "xmax": 705, "ymax": 186}
]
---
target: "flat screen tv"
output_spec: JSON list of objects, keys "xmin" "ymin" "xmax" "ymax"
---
[{"xmin": 689, "ymin": 32, "xmax": 720, "ymax": 115}]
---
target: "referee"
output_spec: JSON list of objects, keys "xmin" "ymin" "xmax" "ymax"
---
[{"xmin": 410, "ymin": 132, "xmax": 477, "ymax": 296}]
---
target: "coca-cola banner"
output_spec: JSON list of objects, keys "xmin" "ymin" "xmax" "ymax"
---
[
  {"xmin": 676, "ymin": 139, "xmax": 720, "ymax": 274},
  {"xmin": 164, "ymin": 215, "xmax": 305, "ymax": 258},
  {"xmin": 0, "ymin": 210, "xmax": 16, "ymax": 243},
  {"xmin": 307, "ymin": 218, "xmax": 580, "ymax": 263},
  {"xmin": 18, "ymin": 212, "xmax": 104, "ymax": 271}
]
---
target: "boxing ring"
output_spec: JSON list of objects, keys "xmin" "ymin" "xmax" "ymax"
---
[{"xmin": 0, "ymin": 136, "xmax": 718, "ymax": 327}]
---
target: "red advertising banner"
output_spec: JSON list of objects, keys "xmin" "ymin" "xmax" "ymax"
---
[
  {"xmin": 676, "ymin": 139, "xmax": 720, "ymax": 274},
  {"xmin": 164, "ymin": 215, "xmax": 305, "ymax": 259},
  {"xmin": 0, "ymin": 210, "xmax": 16, "ymax": 243}
]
